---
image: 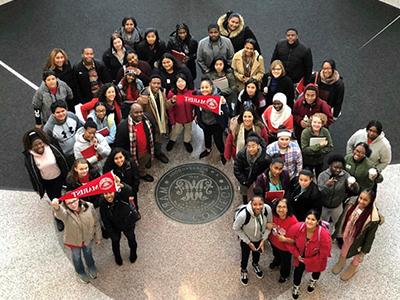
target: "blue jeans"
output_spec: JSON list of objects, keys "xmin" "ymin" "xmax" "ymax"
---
[{"xmin": 70, "ymin": 242, "xmax": 96, "ymax": 275}]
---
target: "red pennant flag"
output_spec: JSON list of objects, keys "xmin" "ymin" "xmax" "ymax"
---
[
  {"xmin": 60, "ymin": 171, "xmax": 117, "ymax": 201},
  {"xmin": 176, "ymin": 95, "xmax": 222, "ymax": 115}
]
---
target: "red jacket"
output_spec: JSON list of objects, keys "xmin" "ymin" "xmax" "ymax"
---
[
  {"xmin": 80, "ymin": 98, "xmax": 122, "ymax": 125},
  {"xmin": 286, "ymin": 222, "xmax": 331, "ymax": 272},
  {"xmin": 268, "ymin": 215, "xmax": 298, "ymax": 251},
  {"xmin": 167, "ymin": 89, "xmax": 195, "ymax": 125}
]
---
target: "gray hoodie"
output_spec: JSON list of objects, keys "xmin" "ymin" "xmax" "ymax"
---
[{"xmin": 233, "ymin": 202, "xmax": 272, "ymax": 244}]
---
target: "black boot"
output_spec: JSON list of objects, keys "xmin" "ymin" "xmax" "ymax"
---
[
  {"xmin": 112, "ymin": 241, "xmax": 123, "ymax": 266},
  {"xmin": 55, "ymin": 218, "xmax": 64, "ymax": 232},
  {"xmin": 166, "ymin": 140, "xmax": 175, "ymax": 151},
  {"xmin": 242, "ymin": 195, "xmax": 248, "ymax": 204}
]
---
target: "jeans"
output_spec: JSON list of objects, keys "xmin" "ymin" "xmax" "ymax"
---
[
  {"xmin": 293, "ymin": 262, "xmax": 320, "ymax": 286},
  {"xmin": 240, "ymin": 240, "xmax": 261, "ymax": 270},
  {"xmin": 271, "ymin": 244, "xmax": 292, "ymax": 279},
  {"xmin": 70, "ymin": 242, "xmax": 96, "ymax": 275}
]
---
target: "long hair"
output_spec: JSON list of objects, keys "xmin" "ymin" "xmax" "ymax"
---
[
  {"xmin": 97, "ymin": 83, "xmax": 122, "ymax": 105},
  {"xmin": 103, "ymin": 147, "xmax": 130, "ymax": 173},
  {"xmin": 110, "ymin": 33, "xmax": 125, "ymax": 51},
  {"xmin": 172, "ymin": 73, "xmax": 188, "ymax": 95},
  {"xmin": 158, "ymin": 52, "xmax": 182, "ymax": 73},
  {"xmin": 44, "ymin": 48, "xmax": 69, "ymax": 70},
  {"xmin": 67, "ymin": 158, "xmax": 90, "ymax": 181},
  {"xmin": 210, "ymin": 56, "xmax": 229, "ymax": 73},
  {"xmin": 272, "ymin": 198, "xmax": 293, "ymax": 217}
]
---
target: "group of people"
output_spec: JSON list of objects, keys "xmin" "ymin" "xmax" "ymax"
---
[{"xmin": 23, "ymin": 12, "xmax": 392, "ymax": 298}]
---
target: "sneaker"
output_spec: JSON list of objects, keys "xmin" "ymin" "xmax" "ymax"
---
[
  {"xmin": 269, "ymin": 260, "xmax": 280, "ymax": 269},
  {"xmin": 292, "ymin": 285, "xmax": 300, "ymax": 299},
  {"xmin": 88, "ymin": 268, "xmax": 97, "ymax": 279},
  {"xmin": 184, "ymin": 142, "xmax": 193, "ymax": 153},
  {"xmin": 252, "ymin": 263, "xmax": 264, "ymax": 279},
  {"xmin": 78, "ymin": 273, "xmax": 90, "ymax": 284},
  {"xmin": 166, "ymin": 140, "xmax": 175, "ymax": 151},
  {"xmin": 240, "ymin": 270, "xmax": 248, "ymax": 286},
  {"xmin": 307, "ymin": 278, "xmax": 317, "ymax": 293},
  {"xmin": 199, "ymin": 149, "xmax": 211, "ymax": 159},
  {"xmin": 278, "ymin": 276, "xmax": 287, "ymax": 283}
]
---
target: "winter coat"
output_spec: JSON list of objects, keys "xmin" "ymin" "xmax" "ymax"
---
[
  {"xmin": 254, "ymin": 169, "xmax": 291, "ymax": 204},
  {"xmin": 271, "ymin": 39, "xmax": 313, "ymax": 84},
  {"xmin": 236, "ymin": 89, "xmax": 266, "ymax": 117},
  {"xmin": 231, "ymin": 49, "xmax": 265, "ymax": 90},
  {"xmin": 23, "ymin": 144, "xmax": 69, "ymax": 198},
  {"xmin": 167, "ymin": 89, "xmax": 195, "ymax": 125},
  {"xmin": 73, "ymin": 59, "xmax": 111, "ymax": 103},
  {"xmin": 135, "ymin": 40, "xmax": 167, "ymax": 68},
  {"xmin": 233, "ymin": 202, "xmax": 273, "ymax": 244},
  {"xmin": 102, "ymin": 46, "xmax": 133, "ymax": 81},
  {"xmin": 167, "ymin": 33, "xmax": 198, "ymax": 80},
  {"xmin": 32, "ymin": 79, "xmax": 73, "ymax": 124},
  {"xmin": 288, "ymin": 181, "xmax": 322, "ymax": 222},
  {"xmin": 197, "ymin": 36, "xmax": 234, "ymax": 73},
  {"xmin": 300, "ymin": 127, "xmax": 333, "ymax": 166},
  {"xmin": 154, "ymin": 64, "xmax": 194, "ymax": 94},
  {"xmin": 103, "ymin": 160, "xmax": 140, "ymax": 198},
  {"xmin": 54, "ymin": 201, "xmax": 101, "ymax": 247},
  {"xmin": 79, "ymin": 97, "xmax": 122, "ymax": 125},
  {"xmin": 217, "ymin": 13, "xmax": 261, "ymax": 53},
  {"xmin": 233, "ymin": 144, "xmax": 271, "ymax": 187},
  {"xmin": 51, "ymin": 62, "xmax": 78, "ymax": 108},
  {"xmin": 268, "ymin": 214, "xmax": 298, "ymax": 251},
  {"xmin": 346, "ymin": 129, "xmax": 392, "ymax": 171},
  {"xmin": 287, "ymin": 222, "xmax": 331, "ymax": 272},
  {"xmin": 261, "ymin": 74, "xmax": 295, "ymax": 108},
  {"xmin": 65, "ymin": 168, "xmax": 101, "ymax": 208},
  {"xmin": 333, "ymin": 196, "xmax": 384, "ymax": 258},
  {"xmin": 87, "ymin": 110, "xmax": 117, "ymax": 145},
  {"xmin": 344, "ymin": 154, "xmax": 383, "ymax": 191}
]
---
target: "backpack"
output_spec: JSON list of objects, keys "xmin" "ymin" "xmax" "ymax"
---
[{"xmin": 234, "ymin": 204, "xmax": 269, "ymax": 227}]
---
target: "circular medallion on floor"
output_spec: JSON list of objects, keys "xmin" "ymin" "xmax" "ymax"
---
[{"xmin": 155, "ymin": 163, "xmax": 234, "ymax": 224}]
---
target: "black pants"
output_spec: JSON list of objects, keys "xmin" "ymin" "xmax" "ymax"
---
[
  {"xmin": 304, "ymin": 164, "xmax": 324, "ymax": 178},
  {"xmin": 271, "ymin": 244, "xmax": 292, "ymax": 279},
  {"xmin": 293, "ymin": 262, "xmax": 320, "ymax": 286},
  {"xmin": 203, "ymin": 124, "xmax": 224, "ymax": 154},
  {"xmin": 111, "ymin": 226, "xmax": 137, "ymax": 257},
  {"xmin": 240, "ymin": 240, "xmax": 261, "ymax": 271},
  {"xmin": 42, "ymin": 175, "xmax": 64, "ymax": 200}
]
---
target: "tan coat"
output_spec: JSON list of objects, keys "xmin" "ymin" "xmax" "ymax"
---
[
  {"xmin": 231, "ymin": 49, "xmax": 265, "ymax": 90},
  {"xmin": 54, "ymin": 202, "xmax": 101, "ymax": 247}
]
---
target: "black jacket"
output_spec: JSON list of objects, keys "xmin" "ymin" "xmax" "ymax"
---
[
  {"xmin": 102, "ymin": 46, "xmax": 133, "ymax": 82},
  {"xmin": 136, "ymin": 40, "xmax": 167, "ymax": 68},
  {"xmin": 228, "ymin": 26, "xmax": 261, "ymax": 53},
  {"xmin": 73, "ymin": 59, "xmax": 111, "ymax": 103},
  {"xmin": 288, "ymin": 180, "xmax": 322, "ymax": 222},
  {"xmin": 52, "ymin": 61, "xmax": 78, "ymax": 110},
  {"xmin": 65, "ymin": 168, "xmax": 101, "ymax": 207},
  {"xmin": 261, "ymin": 74, "xmax": 295, "ymax": 108},
  {"xmin": 154, "ymin": 64, "xmax": 194, "ymax": 94},
  {"xmin": 100, "ymin": 185, "xmax": 137, "ymax": 234},
  {"xmin": 271, "ymin": 40, "xmax": 313, "ymax": 84},
  {"xmin": 167, "ymin": 34, "xmax": 199, "ymax": 80},
  {"xmin": 103, "ymin": 159, "xmax": 140, "ymax": 197},
  {"xmin": 23, "ymin": 144, "xmax": 69, "ymax": 198}
]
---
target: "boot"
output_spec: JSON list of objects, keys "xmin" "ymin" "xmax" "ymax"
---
[
  {"xmin": 340, "ymin": 263, "xmax": 358, "ymax": 281},
  {"xmin": 242, "ymin": 195, "xmax": 248, "ymax": 204},
  {"xmin": 332, "ymin": 255, "xmax": 347, "ymax": 275},
  {"xmin": 166, "ymin": 140, "xmax": 175, "ymax": 151}
]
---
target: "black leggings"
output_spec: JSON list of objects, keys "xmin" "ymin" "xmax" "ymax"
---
[
  {"xmin": 111, "ymin": 226, "xmax": 137, "ymax": 257},
  {"xmin": 42, "ymin": 175, "xmax": 64, "ymax": 200},
  {"xmin": 240, "ymin": 240, "xmax": 261, "ymax": 270},
  {"xmin": 271, "ymin": 244, "xmax": 292, "ymax": 279},
  {"xmin": 203, "ymin": 124, "xmax": 225, "ymax": 154},
  {"xmin": 293, "ymin": 262, "xmax": 320, "ymax": 286}
]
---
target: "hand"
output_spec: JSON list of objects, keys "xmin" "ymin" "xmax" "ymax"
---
[
  {"xmin": 257, "ymin": 240, "xmax": 265, "ymax": 253},
  {"xmin": 51, "ymin": 198, "xmax": 60, "ymax": 209},
  {"xmin": 220, "ymin": 96, "xmax": 226, "ymax": 105},
  {"xmin": 128, "ymin": 196, "xmax": 135, "ymax": 206},
  {"xmin": 134, "ymin": 68, "xmax": 141, "ymax": 75},
  {"xmin": 326, "ymin": 177, "xmax": 336, "ymax": 187},
  {"xmin": 298, "ymin": 256, "xmax": 304, "ymax": 263},
  {"xmin": 319, "ymin": 139, "xmax": 328, "ymax": 147},
  {"xmin": 300, "ymin": 120, "xmax": 308, "ymax": 128},
  {"xmin": 278, "ymin": 235, "xmax": 287, "ymax": 242},
  {"xmin": 248, "ymin": 242, "xmax": 257, "ymax": 252},
  {"xmin": 114, "ymin": 175, "xmax": 123, "ymax": 188},
  {"xmin": 139, "ymin": 95, "xmax": 149, "ymax": 104},
  {"xmin": 91, "ymin": 137, "xmax": 98, "ymax": 147},
  {"xmin": 182, "ymin": 56, "xmax": 189, "ymax": 63},
  {"xmin": 171, "ymin": 95, "xmax": 177, "ymax": 104},
  {"xmin": 35, "ymin": 124, "xmax": 43, "ymax": 129},
  {"xmin": 95, "ymin": 240, "xmax": 101, "ymax": 245},
  {"xmin": 266, "ymin": 223, "xmax": 274, "ymax": 230}
]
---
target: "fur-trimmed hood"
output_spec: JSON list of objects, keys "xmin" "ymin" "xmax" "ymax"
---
[{"xmin": 217, "ymin": 13, "xmax": 245, "ymax": 38}]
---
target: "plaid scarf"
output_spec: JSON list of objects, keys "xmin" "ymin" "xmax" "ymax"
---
[
  {"xmin": 128, "ymin": 115, "xmax": 154, "ymax": 164},
  {"xmin": 86, "ymin": 62, "xmax": 101, "ymax": 97}
]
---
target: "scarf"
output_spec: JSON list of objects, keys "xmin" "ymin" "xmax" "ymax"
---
[
  {"xmin": 236, "ymin": 123, "xmax": 255, "ymax": 155},
  {"xmin": 319, "ymin": 69, "xmax": 340, "ymax": 85},
  {"xmin": 149, "ymin": 88, "xmax": 167, "ymax": 134},
  {"xmin": 270, "ymin": 97, "xmax": 292, "ymax": 129},
  {"xmin": 242, "ymin": 53, "xmax": 253, "ymax": 77},
  {"xmin": 86, "ymin": 62, "xmax": 100, "ymax": 97},
  {"xmin": 128, "ymin": 115, "xmax": 154, "ymax": 164}
]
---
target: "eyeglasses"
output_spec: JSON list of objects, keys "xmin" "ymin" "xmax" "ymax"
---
[{"xmin": 272, "ymin": 68, "xmax": 282, "ymax": 71}]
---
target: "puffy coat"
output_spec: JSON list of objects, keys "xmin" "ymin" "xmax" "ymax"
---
[{"xmin": 288, "ymin": 181, "xmax": 322, "ymax": 222}]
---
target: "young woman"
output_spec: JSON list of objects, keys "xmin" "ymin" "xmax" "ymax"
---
[
  {"xmin": 224, "ymin": 107, "xmax": 268, "ymax": 161},
  {"xmin": 51, "ymin": 197, "xmax": 101, "ymax": 283},
  {"xmin": 235, "ymin": 79, "xmax": 266, "ymax": 116},
  {"xmin": 232, "ymin": 38, "xmax": 265, "ymax": 91},
  {"xmin": 87, "ymin": 102, "xmax": 117, "ymax": 145},
  {"xmin": 300, "ymin": 113, "xmax": 333, "ymax": 177},
  {"xmin": 114, "ymin": 17, "xmax": 142, "ymax": 50},
  {"xmin": 268, "ymin": 198, "xmax": 298, "ymax": 282},
  {"xmin": 262, "ymin": 92, "xmax": 294, "ymax": 142},
  {"xmin": 118, "ymin": 68, "xmax": 144, "ymax": 118},
  {"xmin": 195, "ymin": 78, "xmax": 229, "ymax": 164},
  {"xmin": 32, "ymin": 70, "xmax": 73, "ymax": 127},
  {"xmin": 261, "ymin": 60, "xmax": 294, "ymax": 108},
  {"xmin": 167, "ymin": 23, "xmax": 198, "ymax": 80},
  {"xmin": 166, "ymin": 73, "xmax": 195, "ymax": 153},
  {"xmin": 102, "ymin": 33, "xmax": 133, "ymax": 81},
  {"xmin": 136, "ymin": 28, "xmax": 167, "ymax": 68},
  {"xmin": 233, "ymin": 195, "xmax": 273, "ymax": 286},
  {"xmin": 289, "ymin": 169, "xmax": 322, "ymax": 222},
  {"xmin": 332, "ymin": 189, "xmax": 384, "ymax": 281},
  {"xmin": 23, "ymin": 128, "xmax": 69, "ymax": 231}
]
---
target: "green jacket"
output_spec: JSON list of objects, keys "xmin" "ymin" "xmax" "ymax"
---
[
  {"xmin": 333, "ymin": 196, "xmax": 384, "ymax": 258},
  {"xmin": 344, "ymin": 154, "xmax": 383, "ymax": 191},
  {"xmin": 300, "ymin": 127, "xmax": 333, "ymax": 166}
]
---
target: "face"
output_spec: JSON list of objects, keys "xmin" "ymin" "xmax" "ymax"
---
[
  {"xmin": 105, "ymin": 86, "xmax": 116, "ymax": 102},
  {"xmin": 214, "ymin": 60, "xmax": 224, "ymax": 73},
  {"xmin": 272, "ymin": 100, "xmax": 283, "ymax": 111},
  {"xmin": 278, "ymin": 136, "xmax": 290, "ymax": 148},
  {"xmin": 176, "ymin": 77, "xmax": 187, "ymax": 90},
  {"xmin": 251, "ymin": 197, "xmax": 264, "ymax": 216},
  {"xmin": 124, "ymin": 19, "xmax": 135, "ymax": 33},
  {"xmin": 228, "ymin": 16, "xmax": 240, "ymax": 31},
  {"xmin": 298, "ymin": 174, "xmax": 312, "ymax": 189},
  {"xmin": 270, "ymin": 162, "xmax": 284, "ymax": 177},
  {"xmin": 95, "ymin": 105, "xmax": 106, "ymax": 120},
  {"xmin": 200, "ymin": 81, "xmax": 213, "ymax": 95},
  {"xmin": 367, "ymin": 126, "xmax": 379, "ymax": 140},
  {"xmin": 322, "ymin": 62, "xmax": 333, "ymax": 78},
  {"xmin": 247, "ymin": 141, "xmax": 259, "ymax": 156},
  {"xmin": 242, "ymin": 111, "xmax": 254, "ymax": 127},
  {"xmin": 246, "ymin": 83, "xmax": 257, "ymax": 96},
  {"xmin": 83, "ymin": 127, "xmax": 96, "ymax": 141},
  {"xmin": 177, "ymin": 28, "xmax": 187, "ymax": 40},
  {"xmin": 112, "ymin": 38, "xmax": 123, "ymax": 51},
  {"xmin": 244, "ymin": 42, "xmax": 254, "ymax": 56},
  {"xmin": 208, "ymin": 28, "xmax": 220, "ymax": 42},
  {"xmin": 146, "ymin": 32, "xmax": 157, "ymax": 45},
  {"xmin": 65, "ymin": 198, "xmax": 80, "ymax": 211},
  {"xmin": 286, "ymin": 30, "xmax": 298, "ymax": 44},
  {"xmin": 271, "ymin": 64, "xmax": 283, "ymax": 78},
  {"xmin": 127, "ymin": 53, "xmax": 138, "ymax": 65},
  {"xmin": 304, "ymin": 90, "xmax": 317, "ymax": 104},
  {"xmin": 113, "ymin": 152, "xmax": 125, "ymax": 167},
  {"xmin": 126, "ymin": 73, "xmax": 135, "ymax": 83},
  {"xmin": 82, "ymin": 48, "xmax": 94, "ymax": 64},
  {"xmin": 54, "ymin": 52, "xmax": 65, "ymax": 68},
  {"xmin": 104, "ymin": 192, "xmax": 115, "ymax": 203},
  {"xmin": 353, "ymin": 145, "xmax": 366, "ymax": 161},
  {"xmin": 276, "ymin": 200, "xmax": 288, "ymax": 219},
  {"xmin": 311, "ymin": 116, "xmax": 322, "ymax": 132},
  {"xmin": 330, "ymin": 161, "xmax": 343, "ymax": 177},
  {"xmin": 45, "ymin": 75, "xmax": 57, "ymax": 89},
  {"xmin": 150, "ymin": 78, "xmax": 161, "ymax": 92},
  {"xmin": 162, "ymin": 58, "xmax": 173, "ymax": 71},
  {"xmin": 53, "ymin": 107, "xmax": 67, "ymax": 122},
  {"xmin": 131, "ymin": 105, "xmax": 144, "ymax": 122},
  {"xmin": 31, "ymin": 139, "xmax": 45, "ymax": 154},
  {"xmin": 75, "ymin": 162, "xmax": 89, "ymax": 178},
  {"xmin": 305, "ymin": 213, "xmax": 318, "ymax": 229},
  {"xmin": 358, "ymin": 191, "xmax": 372, "ymax": 209}
]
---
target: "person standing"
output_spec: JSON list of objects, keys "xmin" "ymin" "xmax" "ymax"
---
[
  {"xmin": 114, "ymin": 17, "xmax": 142, "ymax": 50},
  {"xmin": 135, "ymin": 28, "xmax": 167, "ymax": 68}
]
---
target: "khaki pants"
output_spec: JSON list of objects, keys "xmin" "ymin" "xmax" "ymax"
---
[
  {"xmin": 137, "ymin": 152, "xmax": 151, "ymax": 176},
  {"xmin": 169, "ymin": 122, "xmax": 192, "ymax": 143}
]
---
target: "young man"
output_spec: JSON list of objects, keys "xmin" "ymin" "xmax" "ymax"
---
[{"xmin": 115, "ymin": 51, "xmax": 152, "ymax": 85}]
